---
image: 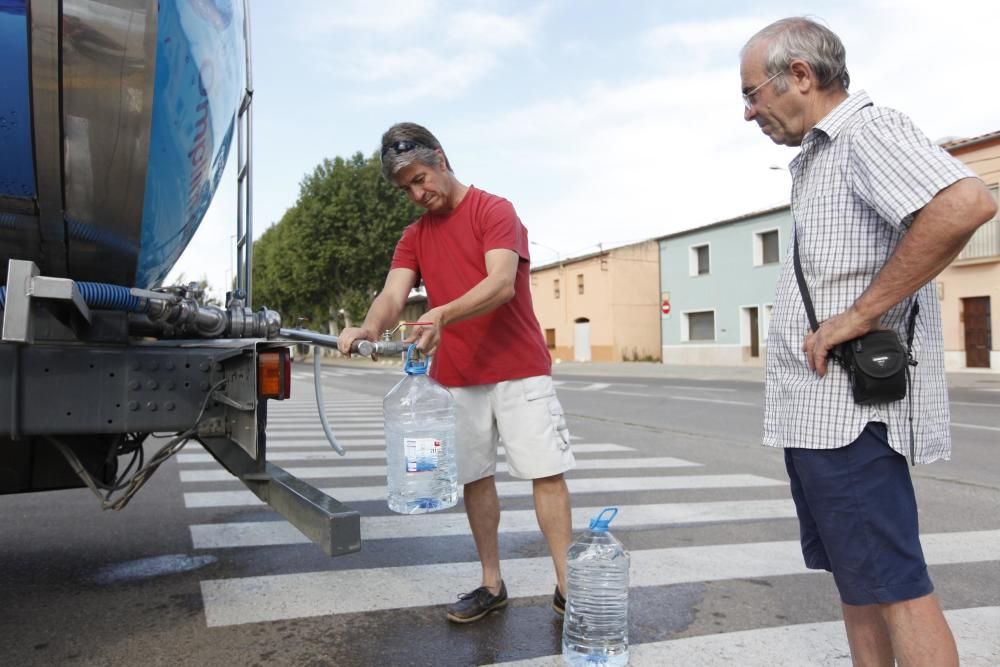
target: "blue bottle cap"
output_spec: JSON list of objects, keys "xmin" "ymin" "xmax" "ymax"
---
[
  {"xmin": 588, "ymin": 507, "xmax": 618, "ymax": 532},
  {"xmin": 404, "ymin": 344, "xmax": 428, "ymax": 375}
]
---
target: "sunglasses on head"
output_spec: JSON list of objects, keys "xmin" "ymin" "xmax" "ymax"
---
[{"xmin": 380, "ymin": 139, "xmax": 425, "ymax": 162}]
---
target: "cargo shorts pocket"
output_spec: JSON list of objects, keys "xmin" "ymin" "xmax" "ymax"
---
[{"xmin": 521, "ymin": 377, "xmax": 570, "ymax": 451}]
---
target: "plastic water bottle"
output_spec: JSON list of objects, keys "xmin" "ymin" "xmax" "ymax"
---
[
  {"xmin": 382, "ymin": 345, "xmax": 458, "ymax": 514},
  {"xmin": 562, "ymin": 507, "xmax": 630, "ymax": 666}
]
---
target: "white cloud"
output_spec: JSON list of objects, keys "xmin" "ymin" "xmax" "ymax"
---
[
  {"xmin": 446, "ymin": 9, "xmax": 540, "ymax": 49},
  {"xmin": 293, "ymin": 0, "xmax": 439, "ymax": 36},
  {"xmin": 643, "ymin": 17, "xmax": 766, "ymax": 52},
  {"xmin": 169, "ymin": 0, "xmax": 999, "ymax": 304}
]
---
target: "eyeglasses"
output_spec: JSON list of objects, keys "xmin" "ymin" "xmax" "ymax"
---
[
  {"xmin": 742, "ymin": 70, "xmax": 783, "ymax": 110},
  {"xmin": 380, "ymin": 139, "xmax": 424, "ymax": 162}
]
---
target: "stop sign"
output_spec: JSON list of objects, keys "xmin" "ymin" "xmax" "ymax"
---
[{"xmin": 662, "ymin": 299, "xmax": 671, "ymax": 315}]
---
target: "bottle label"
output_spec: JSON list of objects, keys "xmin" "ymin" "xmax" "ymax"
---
[{"xmin": 404, "ymin": 437, "xmax": 441, "ymax": 472}]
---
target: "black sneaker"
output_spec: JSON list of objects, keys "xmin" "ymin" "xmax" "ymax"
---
[
  {"xmin": 553, "ymin": 586, "xmax": 566, "ymax": 615},
  {"xmin": 446, "ymin": 581, "xmax": 508, "ymax": 623}
]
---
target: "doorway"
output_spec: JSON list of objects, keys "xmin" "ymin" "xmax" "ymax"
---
[
  {"xmin": 962, "ymin": 296, "xmax": 991, "ymax": 368},
  {"xmin": 574, "ymin": 318, "xmax": 591, "ymax": 362}
]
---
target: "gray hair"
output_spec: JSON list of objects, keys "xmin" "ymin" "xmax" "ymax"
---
[
  {"xmin": 379, "ymin": 122, "xmax": 453, "ymax": 183},
  {"xmin": 742, "ymin": 17, "xmax": 850, "ymax": 93}
]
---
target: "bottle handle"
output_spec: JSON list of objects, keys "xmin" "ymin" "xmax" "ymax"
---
[
  {"xmin": 404, "ymin": 343, "xmax": 430, "ymax": 373},
  {"xmin": 596, "ymin": 507, "xmax": 618, "ymax": 524}
]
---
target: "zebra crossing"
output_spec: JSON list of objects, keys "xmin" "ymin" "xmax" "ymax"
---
[{"xmin": 176, "ymin": 388, "xmax": 1000, "ymax": 665}]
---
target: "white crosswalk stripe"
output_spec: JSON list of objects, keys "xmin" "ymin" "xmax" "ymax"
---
[
  {"xmin": 179, "ymin": 457, "xmax": 701, "ymax": 482},
  {"xmin": 199, "ymin": 530, "xmax": 1000, "ymax": 627},
  {"xmin": 184, "ymin": 475, "xmax": 785, "ymax": 508},
  {"xmin": 176, "ymin": 442, "xmax": 634, "ymax": 463},
  {"xmin": 190, "ymin": 500, "xmax": 796, "ymax": 548},
  {"xmin": 491, "ymin": 607, "xmax": 1000, "ymax": 667}
]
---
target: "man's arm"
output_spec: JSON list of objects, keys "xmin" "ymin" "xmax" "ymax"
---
[
  {"xmin": 336, "ymin": 268, "xmax": 418, "ymax": 356},
  {"xmin": 410, "ymin": 248, "xmax": 518, "ymax": 355},
  {"xmin": 804, "ymin": 177, "xmax": 998, "ymax": 375}
]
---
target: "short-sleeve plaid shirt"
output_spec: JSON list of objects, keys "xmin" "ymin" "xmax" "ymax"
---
[{"xmin": 764, "ymin": 91, "xmax": 976, "ymax": 463}]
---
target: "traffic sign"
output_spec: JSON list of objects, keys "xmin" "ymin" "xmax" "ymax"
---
[{"xmin": 662, "ymin": 299, "xmax": 671, "ymax": 315}]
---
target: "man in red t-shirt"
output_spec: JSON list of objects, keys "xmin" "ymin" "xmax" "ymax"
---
[{"xmin": 338, "ymin": 122, "xmax": 576, "ymax": 624}]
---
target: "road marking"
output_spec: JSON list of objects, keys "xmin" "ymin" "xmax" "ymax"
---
[
  {"xmin": 199, "ymin": 530, "xmax": 1000, "ymax": 626},
  {"xmin": 266, "ymin": 417, "xmax": 383, "ymax": 425},
  {"xmin": 264, "ymin": 429, "xmax": 385, "ymax": 437},
  {"xmin": 952, "ymin": 422, "xmax": 1000, "ymax": 432},
  {"xmin": 264, "ymin": 438, "xmax": 386, "ymax": 449},
  {"xmin": 951, "ymin": 401, "xmax": 1000, "ymax": 407},
  {"xmin": 179, "ymin": 456, "xmax": 701, "ymax": 482},
  {"xmin": 176, "ymin": 442, "xmax": 635, "ymax": 464},
  {"xmin": 559, "ymin": 382, "xmax": 612, "ymax": 391},
  {"xmin": 184, "ymin": 475, "xmax": 784, "ymax": 508},
  {"xmin": 666, "ymin": 395, "xmax": 757, "ymax": 406},
  {"xmin": 491, "ymin": 606, "xmax": 1000, "ymax": 667},
  {"xmin": 662, "ymin": 385, "xmax": 738, "ymax": 393},
  {"xmin": 189, "ymin": 499, "xmax": 796, "ymax": 548}
]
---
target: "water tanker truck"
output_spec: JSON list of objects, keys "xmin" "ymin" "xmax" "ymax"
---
[{"xmin": 0, "ymin": 0, "xmax": 372, "ymax": 556}]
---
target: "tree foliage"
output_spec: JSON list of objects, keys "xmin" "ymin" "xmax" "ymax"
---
[{"xmin": 252, "ymin": 152, "xmax": 419, "ymax": 327}]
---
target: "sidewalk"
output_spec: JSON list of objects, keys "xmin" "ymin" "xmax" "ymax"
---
[{"xmin": 311, "ymin": 354, "xmax": 999, "ymax": 390}]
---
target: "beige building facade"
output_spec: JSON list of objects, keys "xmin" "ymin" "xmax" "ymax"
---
[
  {"xmin": 529, "ymin": 241, "xmax": 661, "ymax": 363},
  {"xmin": 938, "ymin": 132, "xmax": 1000, "ymax": 371}
]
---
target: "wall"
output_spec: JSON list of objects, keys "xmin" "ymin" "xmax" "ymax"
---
[
  {"xmin": 659, "ymin": 208, "xmax": 791, "ymax": 366},
  {"xmin": 530, "ymin": 240, "xmax": 660, "ymax": 363},
  {"xmin": 937, "ymin": 136, "xmax": 1000, "ymax": 370}
]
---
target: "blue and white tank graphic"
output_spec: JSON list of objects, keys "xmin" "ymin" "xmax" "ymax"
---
[
  {"xmin": 0, "ymin": 0, "xmax": 35, "ymax": 200},
  {"xmin": 137, "ymin": 0, "xmax": 243, "ymax": 287}
]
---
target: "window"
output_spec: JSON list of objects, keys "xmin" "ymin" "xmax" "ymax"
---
[
  {"xmin": 957, "ymin": 185, "xmax": 999, "ymax": 261},
  {"xmin": 577, "ymin": 274, "xmax": 584, "ymax": 295},
  {"xmin": 686, "ymin": 311, "xmax": 715, "ymax": 341},
  {"xmin": 754, "ymin": 229, "xmax": 780, "ymax": 266},
  {"xmin": 689, "ymin": 244, "xmax": 710, "ymax": 276},
  {"xmin": 544, "ymin": 328, "xmax": 556, "ymax": 349},
  {"xmin": 553, "ymin": 279, "xmax": 560, "ymax": 299}
]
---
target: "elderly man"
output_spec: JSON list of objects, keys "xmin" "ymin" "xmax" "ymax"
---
[
  {"xmin": 338, "ymin": 122, "xmax": 575, "ymax": 624},
  {"xmin": 741, "ymin": 17, "xmax": 996, "ymax": 667}
]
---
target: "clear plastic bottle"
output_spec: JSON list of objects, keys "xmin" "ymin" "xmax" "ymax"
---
[
  {"xmin": 382, "ymin": 346, "xmax": 458, "ymax": 514},
  {"xmin": 562, "ymin": 507, "xmax": 630, "ymax": 667}
]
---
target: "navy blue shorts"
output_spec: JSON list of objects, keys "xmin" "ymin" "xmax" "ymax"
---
[{"xmin": 784, "ymin": 422, "xmax": 934, "ymax": 606}]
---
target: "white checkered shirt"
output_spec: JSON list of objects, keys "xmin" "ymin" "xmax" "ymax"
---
[{"xmin": 764, "ymin": 91, "xmax": 976, "ymax": 463}]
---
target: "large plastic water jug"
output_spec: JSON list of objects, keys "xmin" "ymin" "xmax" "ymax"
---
[
  {"xmin": 382, "ymin": 345, "xmax": 458, "ymax": 514},
  {"xmin": 562, "ymin": 507, "xmax": 630, "ymax": 666}
]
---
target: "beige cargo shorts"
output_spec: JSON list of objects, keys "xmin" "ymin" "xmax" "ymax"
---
[{"xmin": 448, "ymin": 375, "xmax": 575, "ymax": 483}]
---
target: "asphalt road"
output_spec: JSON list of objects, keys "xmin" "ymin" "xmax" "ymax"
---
[{"xmin": 1, "ymin": 361, "xmax": 997, "ymax": 666}]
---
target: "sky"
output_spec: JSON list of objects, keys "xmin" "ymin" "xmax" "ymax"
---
[{"xmin": 167, "ymin": 0, "xmax": 1000, "ymax": 302}]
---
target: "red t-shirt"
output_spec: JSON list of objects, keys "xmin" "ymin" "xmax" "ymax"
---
[{"xmin": 390, "ymin": 186, "xmax": 552, "ymax": 387}]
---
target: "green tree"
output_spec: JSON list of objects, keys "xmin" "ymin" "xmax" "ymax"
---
[{"xmin": 253, "ymin": 151, "xmax": 419, "ymax": 328}]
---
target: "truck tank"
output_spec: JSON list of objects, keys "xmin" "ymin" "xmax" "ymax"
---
[
  {"xmin": 0, "ymin": 0, "xmax": 241, "ymax": 289},
  {"xmin": 0, "ymin": 0, "xmax": 365, "ymax": 558}
]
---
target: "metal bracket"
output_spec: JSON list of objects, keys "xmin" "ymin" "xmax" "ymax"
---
[{"xmin": 3, "ymin": 259, "xmax": 92, "ymax": 343}]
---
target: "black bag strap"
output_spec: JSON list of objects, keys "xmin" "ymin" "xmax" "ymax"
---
[
  {"xmin": 792, "ymin": 230, "xmax": 820, "ymax": 332},
  {"xmin": 792, "ymin": 230, "xmax": 918, "ymax": 349}
]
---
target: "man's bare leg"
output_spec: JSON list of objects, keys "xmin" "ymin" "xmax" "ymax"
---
[
  {"xmin": 532, "ymin": 473, "xmax": 572, "ymax": 595},
  {"xmin": 843, "ymin": 603, "xmax": 894, "ymax": 667},
  {"xmin": 464, "ymin": 476, "xmax": 502, "ymax": 594},
  {"xmin": 881, "ymin": 593, "xmax": 958, "ymax": 667}
]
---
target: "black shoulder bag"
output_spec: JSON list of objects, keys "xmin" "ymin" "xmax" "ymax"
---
[{"xmin": 793, "ymin": 232, "xmax": 918, "ymax": 406}]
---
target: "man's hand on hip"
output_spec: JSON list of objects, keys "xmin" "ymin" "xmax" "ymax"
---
[{"xmin": 803, "ymin": 306, "xmax": 880, "ymax": 376}]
